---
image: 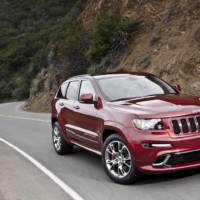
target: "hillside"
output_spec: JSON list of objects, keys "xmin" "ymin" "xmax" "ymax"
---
[
  {"xmin": 0, "ymin": 0, "xmax": 199, "ymax": 112},
  {"xmin": 0, "ymin": 0, "xmax": 87, "ymax": 102}
]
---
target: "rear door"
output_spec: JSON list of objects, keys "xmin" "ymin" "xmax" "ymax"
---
[
  {"xmin": 56, "ymin": 81, "xmax": 69, "ymax": 132},
  {"xmin": 61, "ymin": 80, "xmax": 80, "ymax": 139}
]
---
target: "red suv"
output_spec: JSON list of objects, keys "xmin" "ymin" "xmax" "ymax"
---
[{"xmin": 51, "ymin": 73, "xmax": 200, "ymax": 184}]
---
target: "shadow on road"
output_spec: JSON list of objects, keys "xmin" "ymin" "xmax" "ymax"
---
[
  {"xmin": 72, "ymin": 146, "xmax": 200, "ymax": 185},
  {"xmin": 137, "ymin": 168, "xmax": 200, "ymax": 185},
  {"xmin": 137, "ymin": 169, "xmax": 200, "ymax": 185}
]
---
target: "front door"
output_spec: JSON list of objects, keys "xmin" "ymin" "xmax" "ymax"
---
[{"xmin": 65, "ymin": 79, "xmax": 101, "ymax": 150}]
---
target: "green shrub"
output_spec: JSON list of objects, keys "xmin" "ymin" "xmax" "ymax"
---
[
  {"xmin": 62, "ymin": 23, "xmax": 88, "ymax": 66},
  {"xmin": 0, "ymin": 0, "xmax": 87, "ymax": 101},
  {"xmin": 86, "ymin": 14, "xmax": 140, "ymax": 63},
  {"xmin": 12, "ymin": 74, "xmax": 30, "ymax": 100},
  {"xmin": 47, "ymin": 6, "xmax": 68, "ymax": 18},
  {"xmin": 0, "ymin": 79, "xmax": 13, "ymax": 101}
]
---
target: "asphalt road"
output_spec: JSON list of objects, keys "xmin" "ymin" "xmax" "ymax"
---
[
  {"xmin": 0, "ymin": 142, "xmax": 71, "ymax": 200},
  {"xmin": 0, "ymin": 102, "xmax": 200, "ymax": 200}
]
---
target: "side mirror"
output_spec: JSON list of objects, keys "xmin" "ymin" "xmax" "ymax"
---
[
  {"xmin": 174, "ymin": 84, "xmax": 182, "ymax": 93},
  {"xmin": 80, "ymin": 93, "xmax": 95, "ymax": 104}
]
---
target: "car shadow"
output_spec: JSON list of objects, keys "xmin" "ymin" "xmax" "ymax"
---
[
  {"xmin": 72, "ymin": 146, "xmax": 102, "ymax": 165},
  {"xmin": 136, "ymin": 168, "xmax": 200, "ymax": 185},
  {"xmin": 72, "ymin": 146, "xmax": 200, "ymax": 185}
]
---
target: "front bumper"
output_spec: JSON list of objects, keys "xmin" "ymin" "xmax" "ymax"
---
[{"xmin": 126, "ymin": 128, "xmax": 200, "ymax": 174}]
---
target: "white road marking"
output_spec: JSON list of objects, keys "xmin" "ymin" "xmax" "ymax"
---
[
  {"xmin": 0, "ymin": 114, "xmax": 49, "ymax": 123},
  {"xmin": 0, "ymin": 138, "xmax": 85, "ymax": 200}
]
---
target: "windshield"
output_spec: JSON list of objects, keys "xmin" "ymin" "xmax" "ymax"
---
[{"xmin": 96, "ymin": 75, "xmax": 177, "ymax": 102}]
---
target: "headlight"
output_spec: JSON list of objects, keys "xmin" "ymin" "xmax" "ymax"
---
[{"xmin": 133, "ymin": 119, "xmax": 165, "ymax": 130}]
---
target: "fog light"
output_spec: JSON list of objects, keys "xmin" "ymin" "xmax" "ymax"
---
[
  {"xmin": 151, "ymin": 143, "xmax": 172, "ymax": 148},
  {"xmin": 143, "ymin": 143, "xmax": 172, "ymax": 148}
]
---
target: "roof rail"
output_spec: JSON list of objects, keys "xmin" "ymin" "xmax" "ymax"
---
[{"xmin": 70, "ymin": 74, "xmax": 91, "ymax": 79}]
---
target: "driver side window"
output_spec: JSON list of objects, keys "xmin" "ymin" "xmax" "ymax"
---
[{"xmin": 79, "ymin": 80, "xmax": 96, "ymax": 99}]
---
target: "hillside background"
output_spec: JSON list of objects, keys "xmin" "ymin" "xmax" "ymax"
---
[{"xmin": 0, "ymin": 0, "xmax": 199, "ymax": 112}]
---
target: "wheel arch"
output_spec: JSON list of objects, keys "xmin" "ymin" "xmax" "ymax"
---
[
  {"xmin": 102, "ymin": 122, "xmax": 127, "ymax": 143},
  {"xmin": 51, "ymin": 116, "xmax": 58, "ymax": 126}
]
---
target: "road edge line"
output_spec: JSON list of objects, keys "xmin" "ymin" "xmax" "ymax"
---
[
  {"xmin": 0, "ymin": 114, "xmax": 49, "ymax": 123},
  {"xmin": 0, "ymin": 137, "xmax": 85, "ymax": 200}
]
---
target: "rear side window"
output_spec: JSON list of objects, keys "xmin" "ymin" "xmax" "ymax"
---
[
  {"xmin": 56, "ymin": 82, "xmax": 68, "ymax": 99},
  {"xmin": 66, "ymin": 81, "xmax": 80, "ymax": 100}
]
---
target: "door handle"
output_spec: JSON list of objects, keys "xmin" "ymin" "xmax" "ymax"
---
[
  {"xmin": 73, "ymin": 105, "xmax": 80, "ymax": 110},
  {"xmin": 59, "ymin": 102, "xmax": 64, "ymax": 107}
]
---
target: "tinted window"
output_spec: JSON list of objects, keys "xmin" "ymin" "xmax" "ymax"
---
[
  {"xmin": 97, "ymin": 75, "xmax": 177, "ymax": 102},
  {"xmin": 66, "ymin": 81, "xmax": 79, "ymax": 100},
  {"xmin": 79, "ymin": 80, "xmax": 95, "ymax": 99},
  {"xmin": 56, "ymin": 83, "xmax": 68, "ymax": 98}
]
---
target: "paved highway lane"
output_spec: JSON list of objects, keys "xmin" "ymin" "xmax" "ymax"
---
[
  {"xmin": 0, "ymin": 142, "xmax": 72, "ymax": 200},
  {"xmin": 0, "ymin": 102, "xmax": 200, "ymax": 200}
]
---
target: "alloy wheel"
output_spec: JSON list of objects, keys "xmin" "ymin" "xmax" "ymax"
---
[
  {"xmin": 105, "ymin": 141, "xmax": 132, "ymax": 178},
  {"xmin": 53, "ymin": 126, "xmax": 61, "ymax": 151}
]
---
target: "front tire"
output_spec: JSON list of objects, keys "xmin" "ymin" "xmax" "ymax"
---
[
  {"xmin": 102, "ymin": 134, "xmax": 141, "ymax": 184},
  {"xmin": 52, "ymin": 122, "xmax": 73, "ymax": 155}
]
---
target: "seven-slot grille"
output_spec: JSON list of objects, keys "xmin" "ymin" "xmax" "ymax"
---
[{"xmin": 171, "ymin": 115, "xmax": 200, "ymax": 135}]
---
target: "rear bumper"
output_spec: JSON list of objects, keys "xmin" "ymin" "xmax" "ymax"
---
[{"xmin": 125, "ymin": 128, "xmax": 200, "ymax": 174}]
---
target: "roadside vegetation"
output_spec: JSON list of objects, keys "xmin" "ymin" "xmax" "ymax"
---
[
  {"xmin": 0, "ymin": 0, "xmax": 138, "ymax": 102},
  {"xmin": 86, "ymin": 14, "xmax": 139, "ymax": 64},
  {"xmin": 0, "ymin": 0, "xmax": 87, "ymax": 101}
]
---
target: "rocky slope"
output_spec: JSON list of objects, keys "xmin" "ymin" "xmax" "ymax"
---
[{"xmin": 24, "ymin": 0, "xmax": 200, "ymax": 112}]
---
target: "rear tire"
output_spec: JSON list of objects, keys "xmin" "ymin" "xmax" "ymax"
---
[
  {"xmin": 102, "ymin": 134, "xmax": 141, "ymax": 184},
  {"xmin": 52, "ymin": 122, "xmax": 73, "ymax": 155}
]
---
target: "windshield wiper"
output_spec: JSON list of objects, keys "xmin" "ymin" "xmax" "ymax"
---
[
  {"xmin": 110, "ymin": 97, "xmax": 137, "ymax": 102},
  {"xmin": 110, "ymin": 93, "xmax": 177, "ymax": 102},
  {"xmin": 111, "ymin": 94, "xmax": 174, "ymax": 102},
  {"xmin": 144, "ymin": 94, "xmax": 165, "ymax": 97},
  {"xmin": 155, "ymin": 93, "xmax": 176, "ymax": 96},
  {"xmin": 143, "ymin": 93, "xmax": 177, "ymax": 98}
]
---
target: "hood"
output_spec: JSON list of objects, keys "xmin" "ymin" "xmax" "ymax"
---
[{"xmin": 109, "ymin": 95, "xmax": 200, "ymax": 118}]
